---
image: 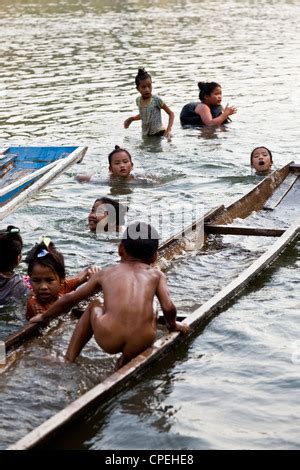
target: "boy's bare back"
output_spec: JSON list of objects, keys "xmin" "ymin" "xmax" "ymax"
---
[{"xmin": 99, "ymin": 261, "xmax": 161, "ymax": 329}]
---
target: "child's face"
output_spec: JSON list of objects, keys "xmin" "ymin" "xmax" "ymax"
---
[
  {"xmin": 109, "ymin": 151, "xmax": 133, "ymax": 178},
  {"xmin": 137, "ymin": 78, "xmax": 152, "ymax": 99},
  {"xmin": 88, "ymin": 200, "xmax": 108, "ymax": 232},
  {"xmin": 30, "ymin": 264, "xmax": 61, "ymax": 304},
  {"xmin": 251, "ymin": 147, "xmax": 272, "ymax": 173},
  {"xmin": 205, "ymin": 86, "xmax": 222, "ymax": 106}
]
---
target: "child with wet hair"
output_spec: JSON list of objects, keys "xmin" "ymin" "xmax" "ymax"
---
[
  {"xmin": 250, "ymin": 146, "xmax": 273, "ymax": 174},
  {"xmin": 0, "ymin": 225, "xmax": 29, "ymax": 303},
  {"xmin": 29, "ymin": 222, "xmax": 190, "ymax": 368},
  {"xmin": 88, "ymin": 196, "xmax": 128, "ymax": 233},
  {"xmin": 25, "ymin": 238, "xmax": 99, "ymax": 320},
  {"xmin": 180, "ymin": 81, "xmax": 237, "ymax": 127},
  {"xmin": 124, "ymin": 67, "xmax": 174, "ymax": 138},
  {"xmin": 77, "ymin": 145, "xmax": 133, "ymax": 183},
  {"xmin": 108, "ymin": 145, "xmax": 134, "ymax": 179}
]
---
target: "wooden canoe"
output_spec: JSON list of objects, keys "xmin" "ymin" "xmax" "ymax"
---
[
  {"xmin": 7, "ymin": 161, "xmax": 300, "ymax": 449},
  {"xmin": 0, "ymin": 146, "xmax": 87, "ymax": 221}
]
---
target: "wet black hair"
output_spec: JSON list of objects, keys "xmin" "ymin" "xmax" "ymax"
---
[
  {"xmin": 25, "ymin": 240, "xmax": 66, "ymax": 280},
  {"xmin": 0, "ymin": 225, "xmax": 23, "ymax": 272},
  {"xmin": 94, "ymin": 197, "xmax": 128, "ymax": 230},
  {"xmin": 108, "ymin": 145, "xmax": 132, "ymax": 166},
  {"xmin": 135, "ymin": 67, "xmax": 152, "ymax": 88},
  {"xmin": 250, "ymin": 147, "xmax": 273, "ymax": 166},
  {"xmin": 198, "ymin": 81, "xmax": 221, "ymax": 102},
  {"xmin": 121, "ymin": 222, "xmax": 159, "ymax": 262}
]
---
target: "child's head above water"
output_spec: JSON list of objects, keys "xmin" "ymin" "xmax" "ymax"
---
[
  {"xmin": 198, "ymin": 81, "xmax": 222, "ymax": 105},
  {"xmin": 26, "ymin": 238, "xmax": 65, "ymax": 304},
  {"xmin": 250, "ymin": 146, "xmax": 273, "ymax": 174},
  {"xmin": 108, "ymin": 145, "xmax": 133, "ymax": 178},
  {"xmin": 135, "ymin": 67, "xmax": 152, "ymax": 100},
  {"xmin": 120, "ymin": 222, "xmax": 159, "ymax": 263},
  {"xmin": 88, "ymin": 197, "xmax": 128, "ymax": 233},
  {"xmin": 0, "ymin": 225, "xmax": 23, "ymax": 273}
]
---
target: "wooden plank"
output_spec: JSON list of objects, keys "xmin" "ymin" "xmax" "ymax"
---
[
  {"xmin": 4, "ymin": 323, "xmax": 42, "ymax": 351},
  {"xmin": 289, "ymin": 163, "xmax": 300, "ymax": 171},
  {"xmin": 263, "ymin": 173, "xmax": 298, "ymax": 211},
  {"xmin": 204, "ymin": 224, "xmax": 285, "ymax": 237},
  {"xmin": 9, "ymin": 220, "xmax": 299, "ymax": 450},
  {"xmin": 0, "ymin": 158, "xmax": 15, "ymax": 178}
]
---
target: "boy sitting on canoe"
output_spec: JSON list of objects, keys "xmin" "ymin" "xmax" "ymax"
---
[{"xmin": 30, "ymin": 222, "xmax": 190, "ymax": 368}]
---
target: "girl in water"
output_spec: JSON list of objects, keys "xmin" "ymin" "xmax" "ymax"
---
[
  {"xmin": 77, "ymin": 146, "xmax": 134, "ymax": 183},
  {"xmin": 25, "ymin": 238, "xmax": 98, "ymax": 320},
  {"xmin": 124, "ymin": 68, "xmax": 174, "ymax": 138},
  {"xmin": 250, "ymin": 146, "xmax": 273, "ymax": 174},
  {"xmin": 180, "ymin": 81, "xmax": 237, "ymax": 127}
]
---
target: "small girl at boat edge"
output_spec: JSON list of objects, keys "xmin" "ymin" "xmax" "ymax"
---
[{"xmin": 124, "ymin": 67, "xmax": 174, "ymax": 138}]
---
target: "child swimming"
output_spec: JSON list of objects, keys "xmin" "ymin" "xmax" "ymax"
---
[
  {"xmin": 25, "ymin": 238, "xmax": 99, "ymax": 320},
  {"xmin": 180, "ymin": 81, "xmax": 237, "ymax": 127},
  {"xmin": 77, "ymin": 146, "xmax": 134, "ymax": 183},
  {"xmin": 88, "ymin": 197, "xmax": 128, "ymax": 233},
  {"xmin": 29, "ymin": 222, "xmax": 190, "ymax": 368},
  {"xmin": 0, "ymin": 225, "xmax": 29, "ymax": 303},
  {"xmin": 124, "ymin": 68, "xmax": 174, "ymax": 138},
  {"xmin": 250, "ymin": 146, "xmax": 273, "ymax": 174},
  {"xmin": 108, "ymin": 145, "xmax": 134, "ymax": 180}
]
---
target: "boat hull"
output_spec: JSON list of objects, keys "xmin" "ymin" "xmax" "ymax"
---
[{"xmin": 0, "ymin": 146, "xmax": 87, "ymax": 220}]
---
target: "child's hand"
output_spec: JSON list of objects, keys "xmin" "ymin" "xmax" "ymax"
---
[
  {"xmin": 29, "ymin": 313, "xmax": 46, "ymax": 323},
  {"xmin": 124, "ymin": 117, "xmax": 133, "ymax": 129},
  {"xmin": 81, "ymin": 266, "xmax": 101, "ymax": 282},
  {"xmin": 164, "ymin": 129, "xmax": 172, "ymax": 140},
  {"xmin": 224, "ymin": 104, "xmax": 237, "ymax": 116},
  {"xmin": 87, "ymin": 266, "xmax": 101, "ymax": 277},
  {"xmin": 168, "ymin": 321, "xmax": 190, "ymax": 335}
]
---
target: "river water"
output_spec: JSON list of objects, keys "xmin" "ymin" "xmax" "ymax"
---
[{"xmin": 0, "ymin": 0, "xmax": 299, "ymax": 450}]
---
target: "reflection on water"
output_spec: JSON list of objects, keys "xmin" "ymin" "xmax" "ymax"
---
[{"xmin": 0, "ymin": 0, "xmax": 299, "ymax": 451}]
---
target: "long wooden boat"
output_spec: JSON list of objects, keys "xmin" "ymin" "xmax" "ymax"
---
[
  {"xmin": 7, "ymin": 161, "xmax": 300, "ymax": 449},
  {"xmin": 0, "ymin": 146, "xmax": 87, "ymax": 221}
]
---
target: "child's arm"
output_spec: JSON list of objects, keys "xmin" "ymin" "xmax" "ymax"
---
[
  {"xmin": 76, "ymin": 266, "xmax": 101, "ymax": 285},
  {"xmin": 29, "ymin": 272, "xmax": 103, "ymax": 323},
  {"xmin": 124, "ymin": 114, "xmax": 141, "ymax": 129},
  {"xmin": 197, "ymin": 103, "xmax": 237, "ymax": 126},
  {"xmin": 156, "ymin": 272, "xmax": 190, "ymax": 334},
  {"xmin": 76, "ymin": 175, "xmax": 92, "ymax": 182},
  {"xmin": 161, "ymin": 103, "xmax": 174, "ymax": 138}
]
